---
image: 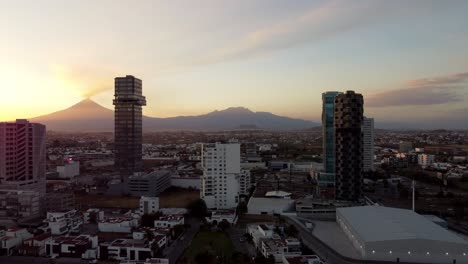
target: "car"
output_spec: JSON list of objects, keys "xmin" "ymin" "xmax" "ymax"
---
[
  {"xmin": 89, "ymin": 260, "xmax": 98, "ymax": 264},
  {"xmin": 239, "ymin": 237, "xmax": 245, "ymax": 243}
]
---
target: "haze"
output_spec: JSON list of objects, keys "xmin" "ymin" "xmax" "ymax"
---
[{"xmin": 1, "ymin": 0, "xmax": 468, "ymax": 128}]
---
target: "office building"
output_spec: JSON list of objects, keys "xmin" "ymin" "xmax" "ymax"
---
[
  {"xmin": 201, "ymin": 143, "xmax": 241, "ymax": 209},
  {"xmin": 322, "ymin": 92, "xmax": 342, "ymax": 175},
  {"xmin": 127, "ymin": 170, "xmax": 172, "ymax": 197},
  {"xmin": 113, "ymin": 75, "xmax": 146, "ymax": 181},
  {"xmin": 334, "ymin": 91, "xmax": 364, "ymax": 201},
  {"xmin": 363, "ymin": 117, "xmax": 375, "ymax": 172},
  {"xmin": 0, "ymin": 119, "xmax": 46, "ymax": 194}
]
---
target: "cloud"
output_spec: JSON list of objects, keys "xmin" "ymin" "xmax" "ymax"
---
[
  {"xmin": 366, "ymin": 71, "xmax": 468, "ymax": 107},
  {"xmin": 52, "ymin": 65, "xmax": 118, "ymax": 98},
  {"xmin": 177, "ymin": 1, "xmax": 425, "ymax": 68}
]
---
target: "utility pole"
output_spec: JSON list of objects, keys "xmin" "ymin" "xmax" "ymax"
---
[{"xmin": 412, "ymin": 180, "xmax": 416, "ymax": 212}]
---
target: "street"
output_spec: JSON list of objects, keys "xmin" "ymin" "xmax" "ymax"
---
[{"xmin": 163, "ymin": 217, "xmax": 201, "ymax": 264}]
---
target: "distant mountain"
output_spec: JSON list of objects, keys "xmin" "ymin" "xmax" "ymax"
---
[{"xmin": 31, "ymin": 99, "xmax": 318, "ymax": 132}]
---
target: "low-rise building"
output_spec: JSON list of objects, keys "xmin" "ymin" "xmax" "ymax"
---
[
  {"xmin": 56, "ymin": 159, "xmax": 80, "ymax": 178},
  {"xmin": 98, "ymin": 217, "xmax": 139, "ymax": 233},
  {"xmin": 154, "ymin": 215, "xmax": 184, "ymax": 228},
  {"xmin": 206, "ymin": 210, "xmax": 237, "ymax": 225},
  {"xmin": 18, "ymin": 233, "xmax": 52, "ymax": 256},
  {"xmin": 99, "ymin": 239, "xmax": 153, "ymax": 262},
  {"xmin": 418, "ymin": 154, "xmax": 435, "ymax": 168},
  {"xmin": 45, "ymin": 234, "xmax": 98, "ymax": 259},
  {"xmin": 45, "ymin": 209, "xmax": 83, "ymax": 235},
  {"xmin": 0, "ymin": 228, "xmax": 33, "ymax": 255},
  {"xmin": 140, "ymin": 196, "xmax": 159, "ymax": 215}
]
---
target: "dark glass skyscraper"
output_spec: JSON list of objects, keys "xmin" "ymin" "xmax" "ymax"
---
[
  {"xmin": 334, "ymin": 90, "xmax": 363, "ymax": 201},
  {"xmin": 113, "ymin": 75, "xmax": 146, "ymax": 181},
  {"xmin": 322, "ymin": 91, "xmax": 342, "ymax": 175}
]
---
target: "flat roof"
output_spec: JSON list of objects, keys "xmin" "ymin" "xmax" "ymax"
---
[{"xmin": 337, "ymin": 206, "xmax": 468, "ymax": 244}]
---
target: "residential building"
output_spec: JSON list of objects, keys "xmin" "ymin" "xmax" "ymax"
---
[
  {"xmin": 334, "ymin": 91, "xmax": 364, "ymax": 201},
  {"xmin": 363, "ymin": 117, "xmax": 375, "ymax": 172},
  {"xmin": 114, "ymin": 75, "xmax": 146, "ymax": 181},
  {"xmin": 45, "ymin": 234, "xmax": 98, "ymax": 259},
  {"xmin": 0, "ymin": 228, "xmax": 33, "ymax": 255},
  {"xmin": 99, "ymin": 239, "xmax": 154, "ymax": 262},
  {"xmin": 127, "ymin": 170, "xmax": 171, "ymax": 197},
  {"xmin": 418, "ymin": 154, "xmax": 435, "ymax": 168},
  {"xmin": 45, "ymin": 210, "xmax": 83, "ymax": 235},
  {"xmin": 0, "ymin": 119, "xmax": 46, "ymax": 195},
  {"xmin": 154, "ymin": 215, "xmax": 184, "ymax": 228},
  {"xmin": 201, "ymin": 143, "xmax": 241, "ymax": 209},
  {"xmin": 205, "ymin": 210, "xmax": 237, "ymax": 225},
  {"xmin": 18, "ymin": 233, "xmax": 52, "ymax": 256},
  {"xmin": 0, "ymin": 189, "xmax": 41, "ymax": 220},
  {"xmin": 98, "ymin": 217, "xmax": 139, "ymax": 233},
  {"xmin": 239, "ymin": 169, "xmax": 251, "ymax": 196},
  {"xmin": 140, "ymin": 196, "xmax": 159, "ymax": 215}
]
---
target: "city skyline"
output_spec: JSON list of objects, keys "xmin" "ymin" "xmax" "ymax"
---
[{"xmin": 1, "ymin": 0, "xmax": 468, "ymax": 128}]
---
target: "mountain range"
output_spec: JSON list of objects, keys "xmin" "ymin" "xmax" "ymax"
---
[{"xmin": 31, "ymin": 99, "xmax": 318, "ymax": 132}]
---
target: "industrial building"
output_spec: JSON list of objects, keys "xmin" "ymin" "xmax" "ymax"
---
[
  {"xmin": 127, "ymin": 170, "xmax": 171, "ymax": 197},
  {"xmin": 337, "ymin": 206, "xmax": 468, "ymax": 263}
]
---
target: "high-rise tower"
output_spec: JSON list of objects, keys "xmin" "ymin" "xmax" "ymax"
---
[
  {"xmin": 322, "ymin": 91, "xmax": 342, "ymax": 174},
  {"xmin": 334, "ymin": 91, "xmax": 364, "ymax": 201},
  {"xmin": 113, "ymin": 75, "xmax": 146, "ymax": 181},
  {"xmin": 0, "ymin": 119, "xmax": 46, "ymax": 194},
  {"xmin": 363, "ymin": 117, "xmax": 375, "ymax": 172}
]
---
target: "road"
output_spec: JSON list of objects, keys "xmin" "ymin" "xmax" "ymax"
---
[{"xmin": 163, "ymin": 217, "xmax": 201, "ymax": 264}]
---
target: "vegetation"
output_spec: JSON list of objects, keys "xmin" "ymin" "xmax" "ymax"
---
[
  {"xmin": 141, "ymin": 211, "xmax": 163, "ymax": 227},
  {"xmin": 284, "ymin": 224, "xmax": 298, "ymax": 237},
  {"xmin": 187, "ymin": 198, "xmax": 209, "ymax": 218},
  {"xmin": 182, "ymin": 231, "xmax": 235, "ymax": 263}
]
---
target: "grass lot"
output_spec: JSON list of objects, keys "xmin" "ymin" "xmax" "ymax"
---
[
  {"xmin": 75, "ymin": 188, "xmax": 199, "ymax": 210},
  {"xmin": 183, "ymin": 231, "xmax": 235, "ymax": 262}
]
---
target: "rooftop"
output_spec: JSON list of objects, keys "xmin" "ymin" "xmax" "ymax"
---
[{"xmin": 337, "ymin": 206, "xmax": 468, "ymax": 244}]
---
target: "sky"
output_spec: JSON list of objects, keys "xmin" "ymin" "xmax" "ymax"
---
[{"xmin": 1, "ymin": 0, "xmax": 468, "ymax": 128}]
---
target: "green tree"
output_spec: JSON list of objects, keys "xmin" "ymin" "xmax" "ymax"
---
[
  {"xmin": 195, "ymin": 250, "xmax": 217, "ymax": 264},
  {"xmin": 285, "ymin": 224, "xmax": 298, "ymax": 237},
  {"xmin": 187, "ymin": 199, "xmax": 208, "ymax": 218},
  {"xmin": 218, "ymin": 219, "xmax": 231, "ymax": 231},
  {"xmin": 141, "ymin": 211, "xmax": 163, "ymax": 227}
]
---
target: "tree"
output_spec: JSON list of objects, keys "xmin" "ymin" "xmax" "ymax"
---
[
  {"xmin": 195, "ymin": 250, "xmax": 217, "ymax": 264},
  {"xmin": 150, "ymin": 240, "xmax": 160, "ymax": 257},
  {"xmin": 141, "ymin": 211, "xmax": 163, "ymax": 227},
  {"xmin": 172, "ymin": 224, "xmax": 185, "ymax": 239},
  {"xmin": 218, "ymin": 219, "xmax": 231, "ymax": 231},
  {"xmin": 187, "ymin": 199, "xmax": 208, "ymax": 218},
  {"xmin": 267, "ymin": 255, "xmax": 275, "ymax": 264},
  {"xmin": 237, "ymin": 201, "xmax": 248, "ymax": 215},
  {"xmin": 285, "ymin": 224, "xmax": 298, "ymax": 237},
  {"xmin": 244, "ymin": 233, "xmax": 253, "ymax": 244}
]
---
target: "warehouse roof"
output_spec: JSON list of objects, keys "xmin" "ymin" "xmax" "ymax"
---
[{"xmin": 337, "ymin": 206, "xmax": 468, "ymax": 244}]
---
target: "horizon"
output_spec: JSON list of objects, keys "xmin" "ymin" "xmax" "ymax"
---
[{"xmin": 1, "ymin": 1, "xmax": 468, "ymax": 128}]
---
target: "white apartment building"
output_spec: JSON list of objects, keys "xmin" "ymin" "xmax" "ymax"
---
[
  {"xmin": 154, "ymin": 215, "xmax": 184, "ymax": 228},
  {"xmin": 0, "ymin": 228, "xmax": 33, "ymax": 255},
  {"xmin": 140, "ymin": 196, "xmax": 160, "ymax": 215},
  {"xmin": 239, "ymin": 169, "xmax": 251, "ymax": 196},
  {"xmin": 418, "ymin": 153, "xmax": 435, "ymax": 168},
  {"xmin": 46, "ymin": 210, "xmax": 83, "ymax": 235},
  {"xmin": 363, "ymin": 117, "xmax": 375, "ymax": 172},
  {"xmin": 201, "ymin": 143, "xmax": 241, "ymax": 209}
]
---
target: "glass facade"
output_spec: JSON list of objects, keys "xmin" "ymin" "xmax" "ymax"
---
[
  {"xmin": 322, "ymin": 91, "xmax": 341, "ymax": 176},
  {"xmin": 113, "ymin": 75, "xmax": 146, "ymax": 181}
]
